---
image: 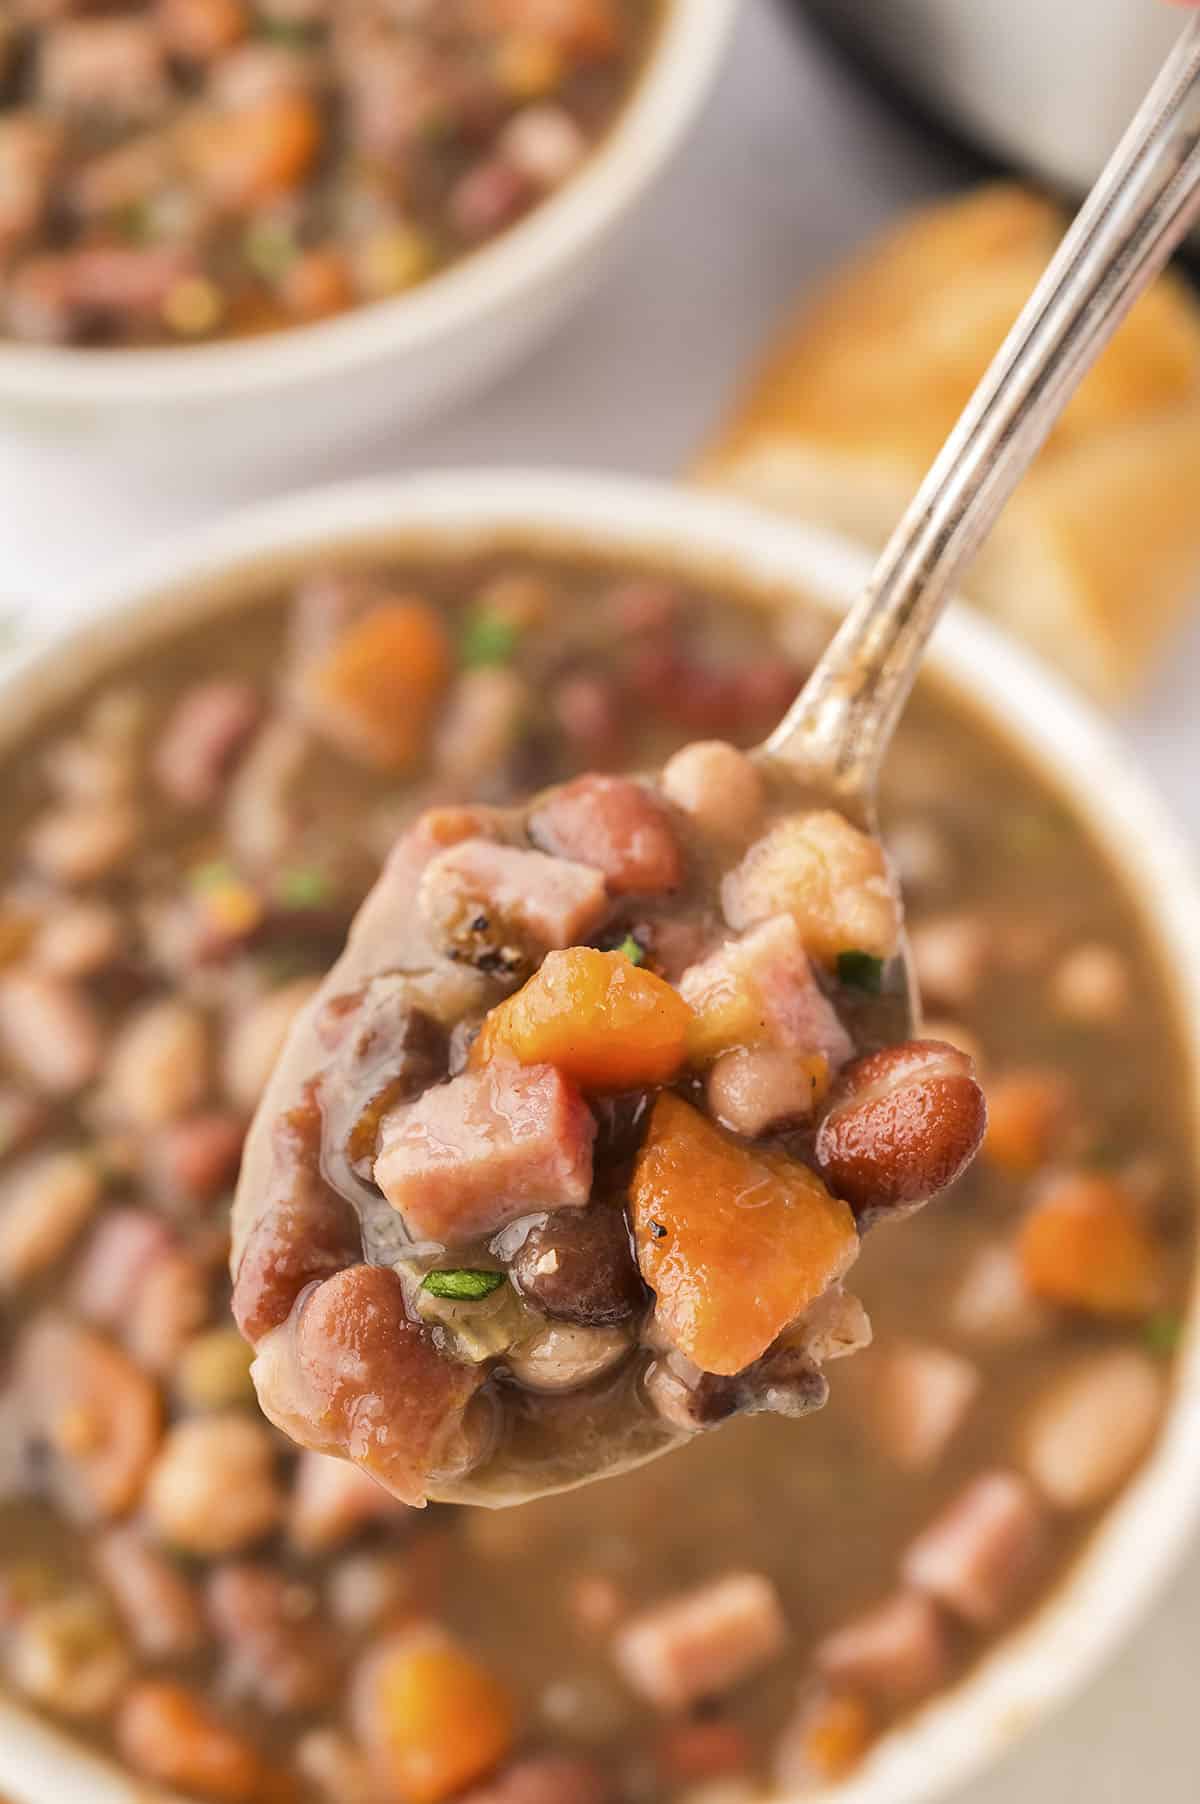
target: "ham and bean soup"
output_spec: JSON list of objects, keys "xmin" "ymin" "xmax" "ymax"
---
[
  {"xmin": 0, "ymin": 545, "xmax": 1191, "ymax": 1802},
  {"xmin": 232, "ymin": 702, "xmax": 986, "ymax": 1505},
  {"xmin": 0, "ymin": 1, "xmax": 660, "ymax": 347}
]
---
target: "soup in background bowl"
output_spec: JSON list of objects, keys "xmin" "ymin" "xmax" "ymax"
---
[
  {"xmin": 0, "ymin": 5, "xmax": 736, "ymax": 484},
  {"xmin": 0, "ymin": 472, "xmax": 1197, "ymax": 1804}
]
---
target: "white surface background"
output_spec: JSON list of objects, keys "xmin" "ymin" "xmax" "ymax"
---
[{"xmin": 2, "ymin": 3, "xmax": 1198, "ymax": 1795}]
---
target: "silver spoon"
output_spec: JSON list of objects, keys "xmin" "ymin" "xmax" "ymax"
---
[{"xmin": 762, "ymin": 14, "xmax": 1200, "ymax": 1039}]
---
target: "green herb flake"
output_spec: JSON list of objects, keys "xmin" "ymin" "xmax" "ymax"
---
[
  {"xmin": 258, "ymin": 18, "xmax": 315, "ymax": 46},
  {"xmin": 189, "ymin": 859, "xmax": 239, "ymax": 894},
  {"xmin": 1145, "ymin": 1311, "xmax": 1185, "ymax": 1358},
  {"xmin": 837, "ymin": 950, "xmax": 884, "ymax": 993},
  {"xmin": 244, "ymin": 217, "xmax": 300, "ymax": 282},
  {"xmin": 277, "ymin": 867, "xmax": 332, "ymax": 911},
  {"xmin": 422, "ymin": 1269, "xmax": 507, "ymax": 1302},
  {"xmin": 618, "ymin": 934, "xmax": 646, "ymax": 967},
  {"xmin": 461, "ymin": 609, "xmax": 521, "ymax": 669}
]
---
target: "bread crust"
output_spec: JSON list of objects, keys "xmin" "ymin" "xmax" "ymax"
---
[{"xmin": 695, "ymin": 185, "xmax": 1200, "ymax": 702}]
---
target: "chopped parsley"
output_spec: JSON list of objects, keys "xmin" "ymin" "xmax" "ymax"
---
[
  {"xmin": 461, "ymin": 609, "xmax": 521, "ymax": 669},
  {"xmin": 422, "ymin": 1269, "xmax": 507, "ymax": 1302},
  {"xmin": 1145, "ymin": 1310, "xmax": 1185, "ymax": 1358},
  {"xmin": 837, "ymin": 950, "xmax": 884, "ymax": 993},
  {"xmin": 618, "ymin": 934, "xmax": 647, "ymax": 967}
]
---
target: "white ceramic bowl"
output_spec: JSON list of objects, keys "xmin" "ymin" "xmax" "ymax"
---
[
  {"xmin": 2, "ymin": 471, "xmax": 1199, "ymax": 1804},
  {"xmin": 0, "ymin": 4, "xmax": 735, "ymax": 486}
]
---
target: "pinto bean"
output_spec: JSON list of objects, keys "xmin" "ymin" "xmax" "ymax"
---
[
  {"xmin": 908, "ymin": 913, "xmax": 990, "ymax": 1011},
  {"xmin": 223, "ymin": 976, "xmax": 320, "ymax": 1112},
  {"xmin": 94, "ymin": 1525, "xmax": 205, "ymax": 1661},
  {"xmin": 0, "ymin": 969, "xmax": 104, "ymax": 1095},
  {"xmin": 506, "ymin": 1322, "xmax": 633, "ymax": 1394},
  {"xmin": 815, "ymin": 1039, "xmax": 986, "ymax": 1223},
  {"xmin": 106, "ymin": 998, "xmax": 210, "ymax": 1129},
  {"xmin": 949, "ymin": 1240, "xmax": 1051, "ymax": 1346},
  {"xmin": 116, "ymin": 1680, "xmax": 279, "ymax": 1803},
  {"xmin": 32, "ymin": 899, "xmax": 122, "ymax": 978},
  {"xmin": 1051, "ymin": 942, "xmax": 1131, "ymax": 1025},
  {"xmin": 146, "ymin": 1415, "xmax": 283, "ymax": 1557},
  {"xmin": 126, "ymin": 1249, "xmax": 211, "ymax": 1376},
  {"xmin": 6, "ymin": 1588, "xmax": 131, "ymax": 1719},
  {"xmin": 660, "ymin": 741, "xmax": 764, "ymax": 848},
  {"xmin": 1021, "ymin": 1349, "xmax": 1165, "ymax": 1511},
  {"xmin": 154, "ymin": 679, "xmax": 262, "ymax": 808},
  {"xmin": 288, "ymin": 1449, "xmax": 408, "ymax": 1555},
  {"xmin": 500, "ymin": 104, "xmax": 588, "ymax": 189},
  {"xmin": 153, "ymin": 1109, "xmax": 245, "ymax": 1205},
  {"xmin": 511, "ymin": 1206, "xmax": 645, "ymax": 1326},
  {"xmin": 296, "ymin": 1729, "xmax": 381, "ymax": 1804},
  {"xmin": 26, "ymin": 802, "xmax": 139, "ymax": 887},
  {"xmin": 0, "ymin": 1147, "xmax": 102, "ymax": 1287},
  {"xmin": 207, "ymin": 1562, "xmax": 328, "ymax": 1712},
  {"xmin": 17, "ymin": 1314, "xmax": 162, "ymax": 1522},
  {"xmin": 159, "ymin": 0, "xmax": 248, "ymax": 62},
  {"xmin": 869, "ymin": 1342, "xmax": 980, "ymax": 1472}
]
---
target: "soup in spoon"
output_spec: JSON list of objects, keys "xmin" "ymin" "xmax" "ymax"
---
[{"xmin": 231, "ymin": 598, "xmax": 986, "ymax": 1505}]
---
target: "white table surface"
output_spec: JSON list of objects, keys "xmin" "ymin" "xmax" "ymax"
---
[{"xmin": 2, "ymin": 3, "xmax": 1198, "ymax": 1796}]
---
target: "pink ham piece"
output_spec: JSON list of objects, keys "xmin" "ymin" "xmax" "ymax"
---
[
  {"xmin": 902, "ymin": 1471, "xmax": 1048, "ymax": 1627},
  {"xmin": 613, "ymin": 1573, "xmax": 788, "ymax": 1711},
  {"xmin": 375, "ymin": 1063, "xmax": 595, "ymax": 1246},
  {"xmin": 418, "ymin": 838, "xmax": 608, "ymax": 958},
  {"xmin": 681, "ymin": 916, "xmax": 854, "ymax": 1069},
  {"xmin": 530, "ymin": 774, "xmax": 683, "ymax": 897},
  {"xmin": 816, "ymin": 1590, "xmax": 950, "ymax": 1704}
]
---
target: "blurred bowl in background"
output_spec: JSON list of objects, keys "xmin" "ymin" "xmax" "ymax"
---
[{"xmin": 0, "ymin": 2, "xmax": 736, "ymax": 489}]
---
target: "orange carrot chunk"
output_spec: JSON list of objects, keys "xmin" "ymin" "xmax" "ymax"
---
[
  {"xmin": 471, "ymin": 947, "xmax": 693, "ymax": 1093},
  {"xmin": 630, "ymin": 1092, "xmax": 858, "ymax": 1376},
  {"xmin": 1018, "ymin": 1171, "xmax": 1165, "ymax": 1318},
  {"xmin": 303, "ymin": 599, "xmax": 452, "ymax": 772},
  {"xmin": 353, "ymin": 1628, "xmax": 516, "ymax": 1804}
]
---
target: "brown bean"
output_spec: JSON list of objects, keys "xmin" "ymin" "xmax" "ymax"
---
[
  {"xmin": 0, "ymin": 969, "xmax": 104, "ymax": 1096},
  {"xmin": 815, "ymin": 1039, "xmax": 987, "ymax": 1222},
  {"xmin": 510, "ymin": 1206, "xmax": 646, "ymax": 1326}
]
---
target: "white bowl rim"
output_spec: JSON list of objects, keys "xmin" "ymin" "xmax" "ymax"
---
[
  {"xmin": 2, "ymin": 469, "xmax": 1199, "ymax": 1804},
  {"xmin": 0, "ymin": 1, "xmax": 736, "ymax": 407}
]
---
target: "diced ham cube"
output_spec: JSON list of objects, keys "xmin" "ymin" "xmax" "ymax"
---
[
  {"xmin": 206, "ymin": 1563, "xmax": 327, "ymax": 1712},
  {"xmin": 613, "ymin": 1573, "xmax": 788, "ymax": 1711},
  {"xmin": 869, "ymin": 1342, "xmax": 980, "ymax": 1472},
  {"xmin": 816, "ymin": 1591, "xmax": 949, "ymax": 1704},
  {"xmin": 1021, "ymin": 1349, "xmax": 1165, "ymax": 1512},
  {"xmin": 721, "ymin": 812, "xmax": 900, "ymax": 965},
  {"xmin": 531, "ymin": 775, "xmax": 683, "ymax": 897},
  {"xmin": 460, "ymin": 1755, "xmax": 611, "ymax": 1804},
  {"xmin": 902, "ymin": 1471, "xmax": 1048, "ymax": 1626},
  {"xmin": 682, "ymin": 915, "xmax": 853, "ymax": 1069},
  {"xmin": 154, "ymin": 680, "xmax": 262, "ymax": 808},
  {"xmin": 375, "ymin": 1063, "xmax": 595, "ymax": 1246},
  {"xmin": 418, "ymin": 838, "xmax": 608, "ymax": 967}
]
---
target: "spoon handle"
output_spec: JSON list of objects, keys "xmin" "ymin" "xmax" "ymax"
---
[{"xmin": 768, "ymin": 14, "xmax": 1200, "ymax": 797}]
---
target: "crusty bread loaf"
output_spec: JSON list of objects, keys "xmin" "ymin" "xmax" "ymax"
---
[{"xmin": 694, "ymin": 185, "xmax": 1200, "ymax": 702}]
